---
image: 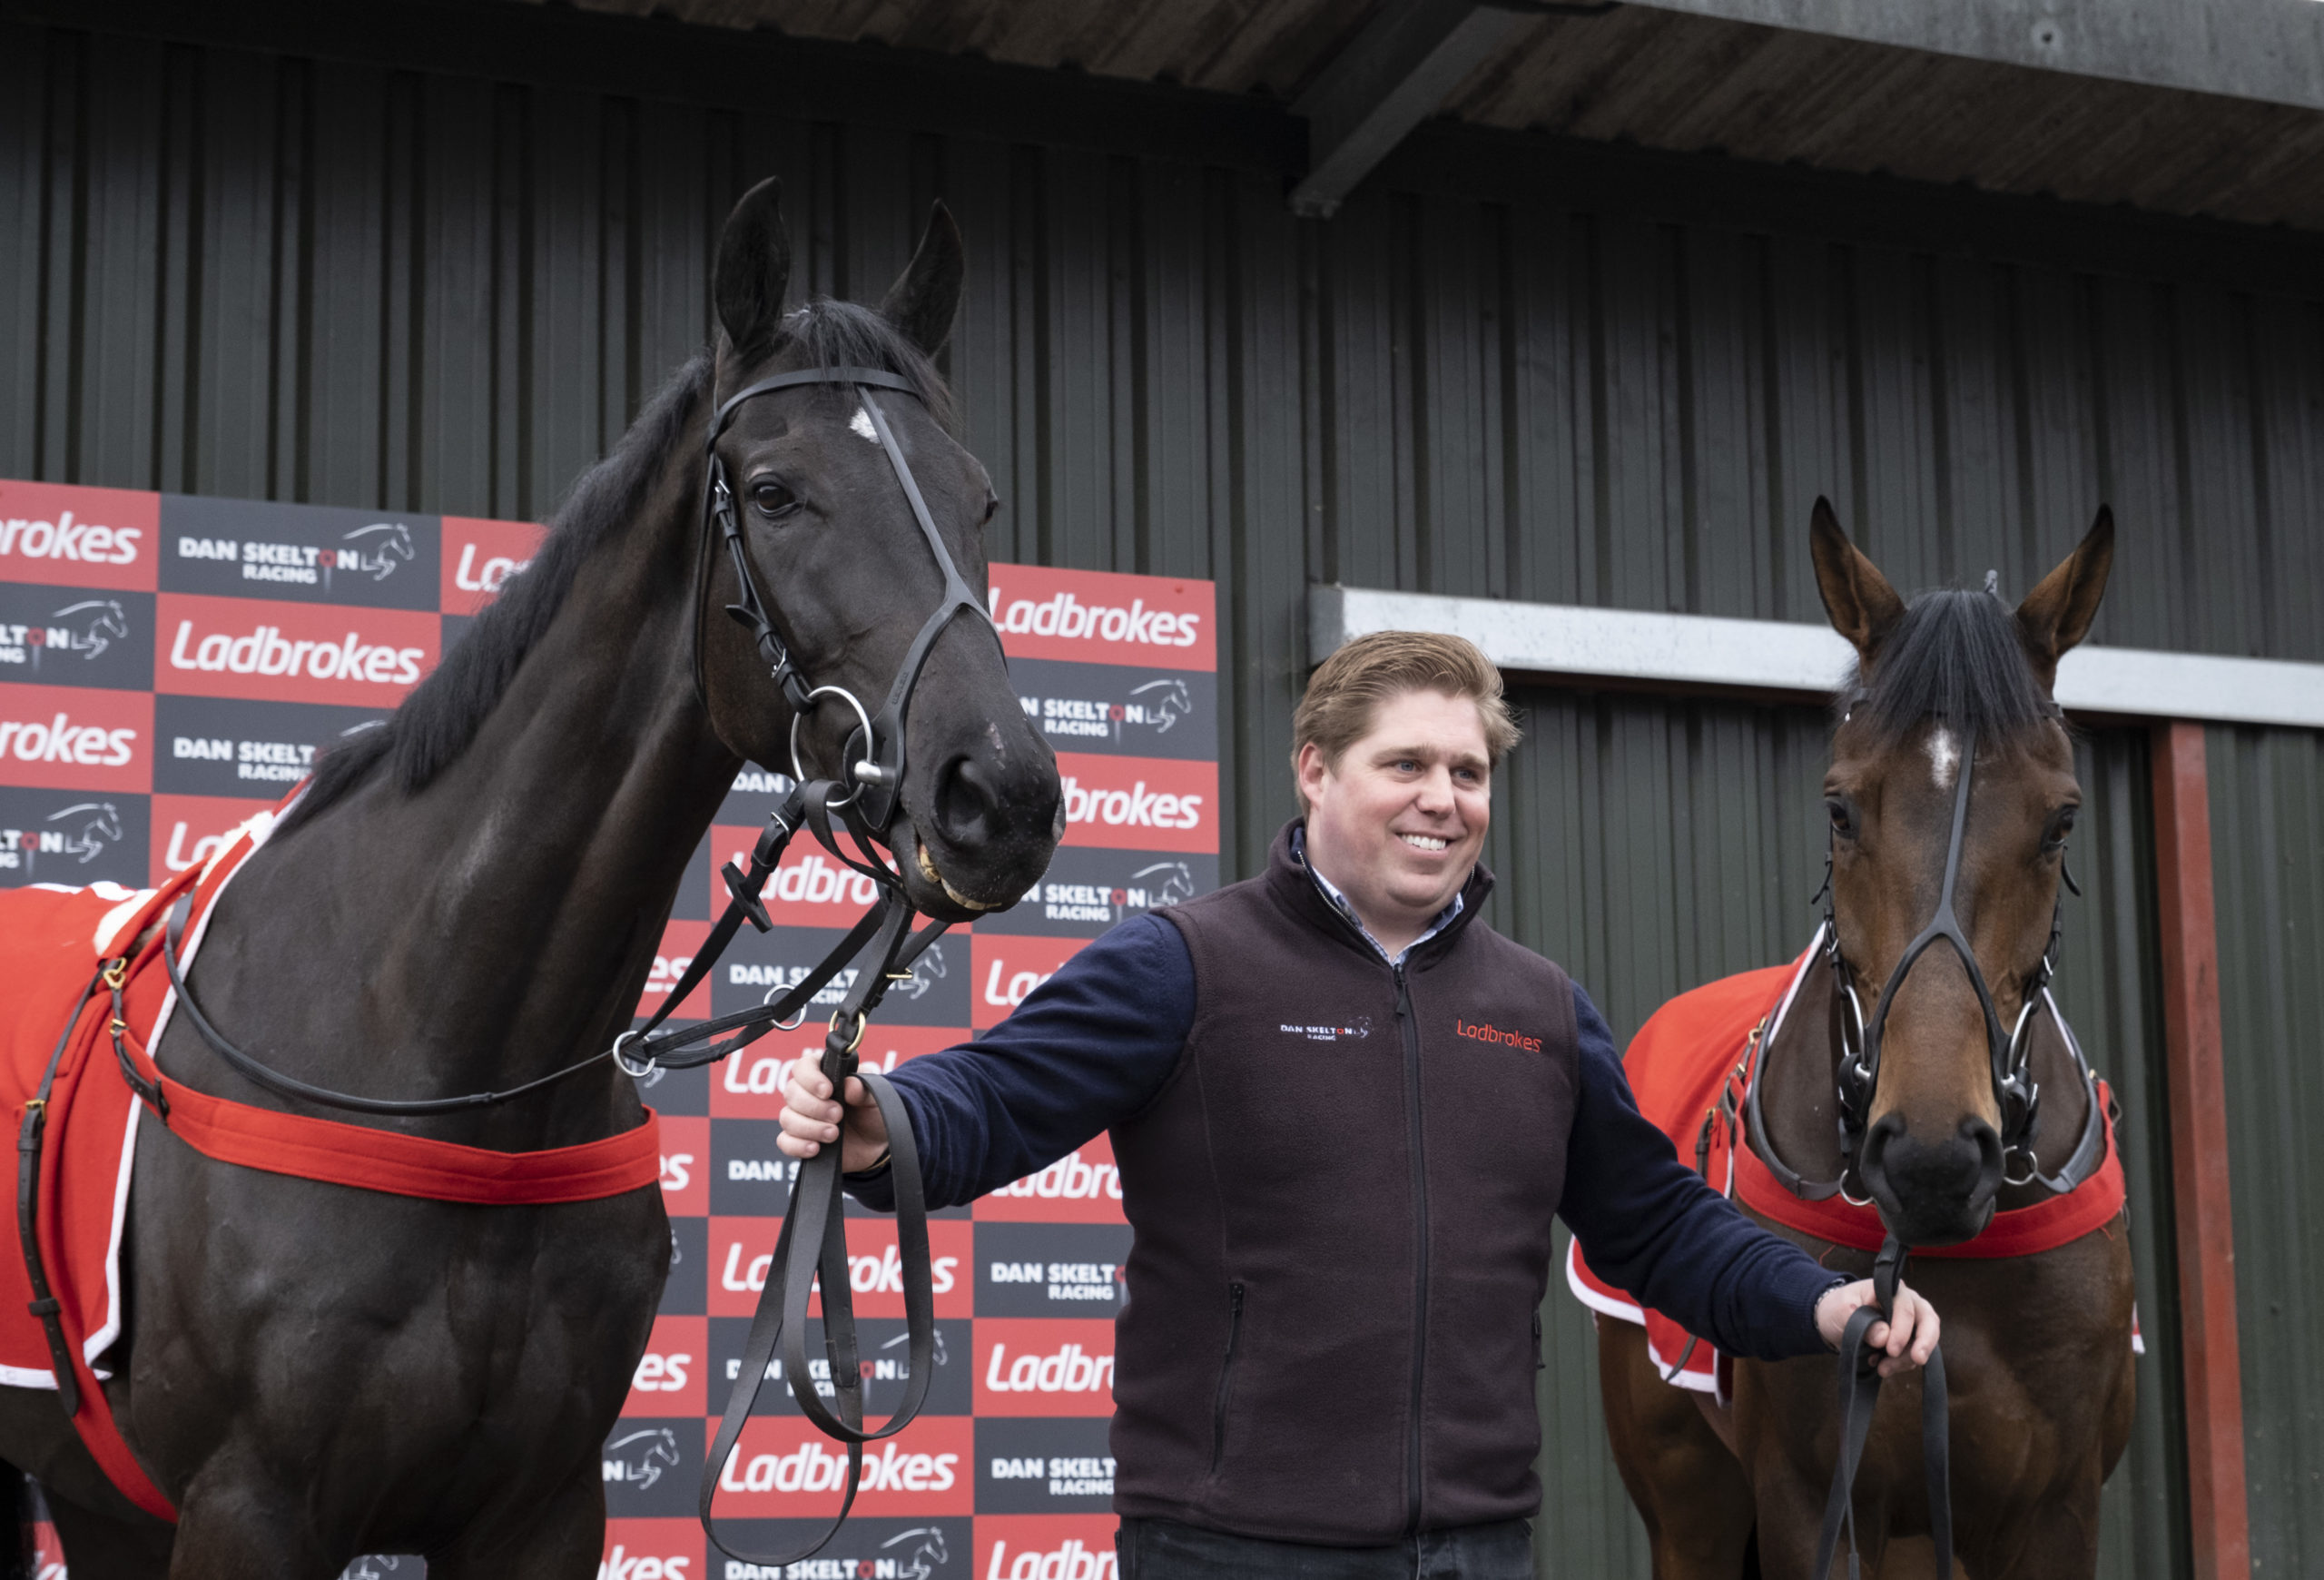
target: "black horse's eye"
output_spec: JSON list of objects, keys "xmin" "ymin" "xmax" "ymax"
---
[
  {"xmin": 1826, "ymin": 797, "xmax": 1856, "ymax": 839},
  {"xmin": 2043, "ymin": 805, "xmax": 2079, "ymax": 852},
  {"xmin": 751, "ymin": 479, "xmax": 799, "ymax": 519}
]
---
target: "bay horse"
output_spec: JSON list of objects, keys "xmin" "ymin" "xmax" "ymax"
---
[
  {"xmin": 1595, "ymin": 502, "xmax": 2135, "ymax": 1577},
  {"xmin": 0, "ymin": 178, "xmax": 1061, "ymax": 1577}
]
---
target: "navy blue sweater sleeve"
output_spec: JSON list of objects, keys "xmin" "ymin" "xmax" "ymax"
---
[
  {"xmin": 1559, "ymin": 985, "xmax": 1841, "ymax": 1360},
  {"xmin": 844, "ymin": 913, "xmax": 1195, "ymax": 1212}
]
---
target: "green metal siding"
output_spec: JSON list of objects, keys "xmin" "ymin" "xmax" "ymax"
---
[
  {"xmin": 2208, "ymin": 726, "xmax": 2324, "ymax": 1576},
  {"xmin": 5, "ymin": 4, "xmax": 2321, "ymax": 1572}
]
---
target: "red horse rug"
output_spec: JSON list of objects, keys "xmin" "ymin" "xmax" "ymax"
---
[
  {"xmin": 1, "ymin": 804, "xmax": 663, "ymax": 1521},
  {"xmin": 1567, "ymin": 938, "xmax": 2135, "ymax": 1403},
  {"xmin": 0, "ymin": 810, "xmax": 278, "ymax": 1516}
]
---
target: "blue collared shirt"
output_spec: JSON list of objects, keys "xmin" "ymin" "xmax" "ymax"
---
[{"xmin": 1291, "ymin": 825, "xmax": 1464, "ymax": 966}]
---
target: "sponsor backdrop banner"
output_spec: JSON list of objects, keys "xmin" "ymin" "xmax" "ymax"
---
[{"xmin": 1, "ymin": 480, "xmax": 1213, "ymax": 1580}]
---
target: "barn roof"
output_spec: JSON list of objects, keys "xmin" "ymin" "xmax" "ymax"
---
[{"xmin": 507, "ymin": 0, "xmax": 2324, "ymax": 232}]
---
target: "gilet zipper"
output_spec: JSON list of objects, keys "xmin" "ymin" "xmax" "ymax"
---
[
  {"xmin": 1395, "ymin": 961, "xmax": 1429, "ymax": 1533},
  {"xmin": 1209, "ymin": 1280, "xmax": 1246, "ymax": 1476}
]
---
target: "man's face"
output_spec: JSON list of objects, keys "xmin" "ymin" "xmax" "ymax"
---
[{"xmin": 1297, "ymin": 688, "xmax": 1492, "ymax": 943}]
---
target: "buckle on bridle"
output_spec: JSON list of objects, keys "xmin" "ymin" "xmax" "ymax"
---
[{"xmin": 829, "ymin": 1009, "xmax": 867, "ymax": 1055}]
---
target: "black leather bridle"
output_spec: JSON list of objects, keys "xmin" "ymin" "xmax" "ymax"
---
[
  {"xmin": 143, "ymin": 358, "xmax": 994, "ymax": 1571},
  {"xmin": 1747, "ymin": 704, "xmax": 2107, "ymax": 1210},
  {"xmin": 694, "ymin": 363, "xmax": 1000, "ymax": 838}
]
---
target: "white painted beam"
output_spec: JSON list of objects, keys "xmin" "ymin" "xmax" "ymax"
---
[{"xmin": 1311, "ymin": 584, "xmax": 2324, "ymax": 730}]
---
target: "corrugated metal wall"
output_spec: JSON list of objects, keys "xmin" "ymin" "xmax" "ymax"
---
[
  {"xmin": 6, "ymin": 5, "xmax": 2321, "ymax": 1573},
  {"xmin": 2207, "ymin": 726, "xmax": 2324, "ymax": 1577}
]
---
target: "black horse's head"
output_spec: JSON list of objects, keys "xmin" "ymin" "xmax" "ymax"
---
[{"xmin": 697, "ymin": 181, "xmax": 1061, "ymax": 922}]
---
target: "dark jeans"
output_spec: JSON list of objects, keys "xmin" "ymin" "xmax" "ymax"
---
[{"xmin": 1116, "ymin": 1516, "xmax": 1534, "ymax": 1580}]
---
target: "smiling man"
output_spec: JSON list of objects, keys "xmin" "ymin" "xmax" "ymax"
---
[{"xmin": 779, "ymin": 631, "xmax": 1935, "ymax": 1579}]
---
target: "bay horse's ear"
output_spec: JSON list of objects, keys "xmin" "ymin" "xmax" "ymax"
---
[
  {"xmin": 2015, "ymin": 506, "xmax": 2115, "ymax": 692},
  {"xmin": 1809, "ymin": 497, "xmax": 1905, "ymax": 666},
  {"xmin": 881, "ymin": 202, "xmax": 965, "ymax": 357},
  {"xmin": 714, "ymin": 178, "xmax": 793, "ymax": 362}
]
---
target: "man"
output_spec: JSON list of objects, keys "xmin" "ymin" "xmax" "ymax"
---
[{"xmin": 779, "ymin": 632, "xmax": 1937, "ymax": 1579}]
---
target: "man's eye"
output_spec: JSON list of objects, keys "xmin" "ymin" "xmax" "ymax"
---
[{"xmin": 752, "ymin": 480, "xmax": 799, "ymax": 518}]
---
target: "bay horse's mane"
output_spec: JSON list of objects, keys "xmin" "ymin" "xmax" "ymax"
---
[
  {"xmin": 1843, "ymin": 588, "xmax": 2056, "ymax": 747},
  {"xmin": 278, "ymin": 300, "xmax": 952, "ymax": 838}
]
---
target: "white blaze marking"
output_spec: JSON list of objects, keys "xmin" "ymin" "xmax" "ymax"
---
[
  {"xmin": 849, "ymin": 406, "xmax": 880, "ymax": 444},
  {"xmin": 1927, "ymin": 726, "xmax": 1959, "ymax": 789}
]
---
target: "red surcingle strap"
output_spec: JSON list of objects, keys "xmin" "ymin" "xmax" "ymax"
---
[
  {"xmin": 132, "ymin": 1067, "xmax": 661, "ymax": 1203},
  {"xmin": 117, "ymin": 822, "xmax": 663, "ymax": 1206}
]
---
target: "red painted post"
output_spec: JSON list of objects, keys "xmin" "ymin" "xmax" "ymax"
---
[{"xmin": 2150, "ymin": 720, "xmax": 2250, "ymax": 1580}]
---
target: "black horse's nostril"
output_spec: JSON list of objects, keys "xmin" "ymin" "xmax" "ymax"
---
[{"xmin": 935, "ymin": 755, "xmax": 1006, "ymax": 849}]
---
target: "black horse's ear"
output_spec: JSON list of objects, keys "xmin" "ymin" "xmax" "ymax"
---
[
  {"xmin": 2016, "ymin": 506, "xmax": 2114, "ymax": 692},
  {"xmin": 714, "ymin": 178, "xmax": 793, "ymax": 362},
  {"xmin": 1809, "ymin": 497, "xmax": 1905, "ymax": 667},
  {"xmin": 881, "ymin": 202, "xmax": 965, "ymax": 357}
]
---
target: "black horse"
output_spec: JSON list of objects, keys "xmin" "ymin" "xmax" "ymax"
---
[{"xmin": 0, "ymin": 179, "xmax": 1060, "ymax": 1578}]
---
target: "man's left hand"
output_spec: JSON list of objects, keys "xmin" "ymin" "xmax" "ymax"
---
[{"xmin": 1814, "ymin": 1279, "xmax": 1940, "ymax": 1377}]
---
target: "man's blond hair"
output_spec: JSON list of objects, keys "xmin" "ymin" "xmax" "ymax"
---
[{"xmin": 1291, "ymin": 631, "xmax": 1521, "ymax": 804}]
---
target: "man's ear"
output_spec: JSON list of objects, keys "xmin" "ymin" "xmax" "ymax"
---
[{"xmin": 1294, "ymin": 740, "xmax": 1328, "ymax": 808}]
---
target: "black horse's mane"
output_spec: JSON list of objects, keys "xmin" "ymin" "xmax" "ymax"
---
[
  {"xmin": 278, "ymin": 300, "xmax": 950, "ymax": 837},
  {"xmin": 1846, "ymin": 588, "xmax": 2053, "ymax": 746}
]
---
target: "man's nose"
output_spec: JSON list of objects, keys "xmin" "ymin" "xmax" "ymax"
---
[{"xmin": 1414, "ymin": 767, "xmax": 1455, "ymax": 807}]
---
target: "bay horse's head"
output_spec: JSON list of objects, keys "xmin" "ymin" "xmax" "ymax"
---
[
  {"xmin": 1809, "ymin": 499, "xmax": 2113, "ymax": 1246},
  {"xmin": 700, "ymin": 180, "xmax": 1061, "ymax": 921}
]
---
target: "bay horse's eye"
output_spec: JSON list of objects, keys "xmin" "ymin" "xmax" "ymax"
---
[
  {"xmin": 2043, "ymin": 805, "xmax": 2078, "ymax": 852},
  {"xmin": 751, "ymin": 479, "xmax": 800, "ymax": 519},
  {"xmin": 1826, "ymin": 797, "xmax": 1856, "ymax": 839}
]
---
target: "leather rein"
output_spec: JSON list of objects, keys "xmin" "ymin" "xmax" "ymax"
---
[
  {"xmin": 143, "ymin": 360, "xmax": 996, "ymax": 1570},
  {"xmin": 1738, "ymin": 701, "xmax": 2105, "ymax": 1579}
]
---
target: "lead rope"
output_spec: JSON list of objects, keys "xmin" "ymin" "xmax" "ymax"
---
[
  {"xmin": 697, "ymin": 853, "xmax": 939, "ymax": 1570},
  {"xmin": 1812, "ymin": 1237, "xmax": 1951, "ymax": 1579}
]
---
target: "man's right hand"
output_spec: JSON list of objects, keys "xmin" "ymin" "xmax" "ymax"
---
[{"xmin": 775, "ymin": 1052, "xmax": 892, "ymax": 1173}]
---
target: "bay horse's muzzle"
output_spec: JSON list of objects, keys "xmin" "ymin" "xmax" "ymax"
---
[{"xmin": 1858, "ymin": 1109, "xmax": 2004, "ymax": 1247}]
